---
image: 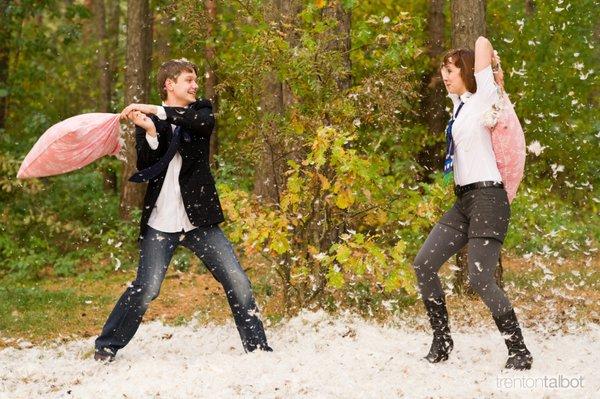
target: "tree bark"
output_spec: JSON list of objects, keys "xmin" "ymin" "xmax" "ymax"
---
[
  {"xmin": 120, "ymin": 0, "xmax": 153, "ymax": 219},
  {"xmin": 107, "ymin": 0, "xmax": 121, "ymax": 109},
  {"xmin": 417, "ymin": 0, "xmax": 447, "ymax": 178},
  {"xmin": 92, "ymin": 0, "xmax": 111, "ymax": 113},
  {"xmin": 525, "ymin": 0, "xmax": 535, "ymax": 16},
  {"xmin": 451, "ymin": 0, "xmax": 486, "ymax": 49},
  {"xmin": 204, "ymin": 0, "xmax": 218, "ymax": 167},
  {"xmin": 0, "ymin": 0, "xmax": 10, "ymax": 130},
  {"xmin": 253, "ymin": 0, "xmax": 300, "ymax": 204},
  {"xmin": 321, "ymin": 1, "xmax": 352, "ymax": 92}
]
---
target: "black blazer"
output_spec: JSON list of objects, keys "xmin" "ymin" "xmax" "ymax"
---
[{"xmin": 135, "ymin": 99, "xmax": 224, "ymax": 237}]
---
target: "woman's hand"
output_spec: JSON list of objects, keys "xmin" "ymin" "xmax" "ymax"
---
[
  {"xmin": 492, "ymin": 50, "xmax": 505, "ymax": 89},
  {"xmin": 493, "ymin": 66, "xmax": 505, "ymax": 89}
]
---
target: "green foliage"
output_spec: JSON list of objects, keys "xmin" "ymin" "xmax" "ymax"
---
[
  {"xmin": 0, "ymin": 0, "xmax": 597, "ymax": 317},
  {"xmin": 0, "ymin": 151, "xmax": 137, "ymax": 280},
  {"xmin": 487, "ymin": 0, "xmax": 599, "ymax": 205}
]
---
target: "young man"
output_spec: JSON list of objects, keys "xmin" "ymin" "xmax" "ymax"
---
[{"xmin": 94, "ymin": 59, "xmax": 271, "ymax": 361}]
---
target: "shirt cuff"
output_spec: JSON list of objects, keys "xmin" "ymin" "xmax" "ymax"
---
[
  {"xmin": 156, "ymin": 106, "xmax": 167, "ymax": 120},
  {"xmin": 145, "ymin": 133, "xmax": 159, "ymax": 150}
]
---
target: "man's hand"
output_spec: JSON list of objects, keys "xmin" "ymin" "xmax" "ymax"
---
[
  {"xmin": 119, "ymin": 103, "xmax": 158, "ymax": 121},
  {"xmin": 128, "ymin": 111, "xmax": 157, "ymax": 136}
]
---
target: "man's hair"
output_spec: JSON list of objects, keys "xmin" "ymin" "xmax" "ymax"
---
[
  {"xmin": 157, "ymin": 58, "xmax": 199, "ymax": 100},
  {"xmin": 441, "ymin": 48, "xmax": 477, "ymax": 93}
]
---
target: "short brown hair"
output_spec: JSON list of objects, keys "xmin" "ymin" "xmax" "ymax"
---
[
  {"xmin": 441, "ymin": 49, "xmax": 477, "ymax": 93},
  {"xmin": 157, "ymin": 59, "xmax": 199, "ymax": 100}
]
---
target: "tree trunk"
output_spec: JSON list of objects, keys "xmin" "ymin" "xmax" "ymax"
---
[
  {"xmin": 417, "ymin": 0, "xmax": 447, "ymax": 179},
  {"xmin": 0, "ymin": 0, "xmax": 10, "ymax": 130},
  {"xmin": 204, "ymin": 0, "xmax": 218, "ymax": 167},
  {"xmin": 525, "ymin": 0, "xmax": 535, "ymax": 16},
  {"xmin": 107, "ymin": 0, "xmax": 120, "ymax": 109},
  {"xmin": 92, "ymin": 0, "xmax": 111, "ymax": 113},
  {"xmin": 253, "ymin": 0, "xmax": 300, "ymax": 204},
  {"xmin": 451, "ymin": 0, "xmax": 486, "ymax": 49},
  {"xmin": 120, "ymin": 0, "xmax": 153, "ymax": 219},
  {"xmin": 450, "ymin": 0, "xmax": 504, "ymax": 294},
  {"xmin": 321, "ymin": 1, "xmax": 352, "ymax": 92}
]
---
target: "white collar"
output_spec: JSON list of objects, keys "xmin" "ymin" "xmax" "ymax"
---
[{"xmin": 448, "ymin": 91, "xmax": 473, "ymax": 105}]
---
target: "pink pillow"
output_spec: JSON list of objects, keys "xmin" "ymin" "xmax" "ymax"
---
[
  {"xmin": 485, "ymin": 92, "xmax": 526, "ymax": 203},
  {"xmin": 17, "ymin": 113, "xmax": 122, "ymax": 179}
]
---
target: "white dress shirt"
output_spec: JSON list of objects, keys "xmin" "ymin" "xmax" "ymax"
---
[
  {"xmin": 448, "ymin": 65, "xmax": 503, "ymax": 186},
  {"xmin": 145, "ymin": 105, "xmax": 196, "ymax": 233}
]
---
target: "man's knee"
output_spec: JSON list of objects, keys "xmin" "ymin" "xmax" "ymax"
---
[{"xmin": 130, "ymin": 282, "xmax": 161, "ymax": 303}]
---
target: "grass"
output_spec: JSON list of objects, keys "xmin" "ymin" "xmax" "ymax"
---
[{"xmin": 0, "ymin": 254, "xmax": 598, "ymax": 348}]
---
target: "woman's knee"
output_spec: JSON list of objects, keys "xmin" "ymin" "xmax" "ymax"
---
[{"xmin": 468, "ymin": 271, "xmax": 496, "ymax": 296}]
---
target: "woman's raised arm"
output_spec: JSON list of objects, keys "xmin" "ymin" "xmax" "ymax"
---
[{"xmin": 474, "ymin": 36, "xmax": 494, "ymax": 73}]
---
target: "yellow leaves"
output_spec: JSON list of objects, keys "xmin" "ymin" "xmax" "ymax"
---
[
  {"xmin": 335, "ymin": 244, "xmax": 351, "ymax": 264},
  {"xmin": 326, "ymin": 266, "xmax": 344, "ymax": 289},
  {"xmin": 335, "ymin": 188, "xmax": 355, "ymax": 209},
  {"xmin": 316, "ymin": 173, "xmax": 330, "ymax": 190},
  {"xmin": 363, "ymin": 208, "xmax": 388, "ymax": 226},
  {"xmin": 269, "ymin": 234, "xmax": 290, "ymax": 255},
  {"xmin": 314, "ymin": 0, "xmax": 327, "ymax": 9}
]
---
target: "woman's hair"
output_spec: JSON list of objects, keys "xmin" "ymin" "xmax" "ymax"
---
[
  {"xmin": 441, "ymin": 49, "xmax": 477, "ymax": 93},
  {"xmin": 157, "ymin": 58, "xmax": 198, "ymax": 100}
]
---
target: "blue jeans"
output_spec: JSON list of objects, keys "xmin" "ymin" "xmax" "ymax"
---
[{"xmin": 95, "ymin": 225, "xmax": 269, "ymax": 355}]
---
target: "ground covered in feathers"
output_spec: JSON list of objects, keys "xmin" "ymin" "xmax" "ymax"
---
[{"xmin": 1, "ymin": 310, "xmax": 598, "ymax": 399}]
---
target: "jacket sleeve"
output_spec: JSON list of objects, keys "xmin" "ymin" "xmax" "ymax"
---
[
  {"xmin": 135, "ymin": 124, "xmax": 163, "ymax": 171},
  {"xmin": 162, "ymin": 99, "xmax": 215, "ymax": 137}
]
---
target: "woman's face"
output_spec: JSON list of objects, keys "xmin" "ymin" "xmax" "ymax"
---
[{"xmin": 441, "ymin": 58, "xmax": 467, "ymax": 95}]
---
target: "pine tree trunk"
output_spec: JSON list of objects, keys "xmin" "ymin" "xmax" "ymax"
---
[
  {"xmin": 0, "ymin": 0, "xmax": 10, "ymax": 130},
  {"xmin": 253, "ymin": 0, "xmax": 300, "ymax": 204},
  {"xmin": 417, "ymin": 0, "xmax": 447, "ymax": 178},
  {"xmin": 107, "ymin": 0, "xmax": 120, "ymax": 108},
  {"xmin": 451, "ymin": 0, "xmax": 486, "ymax": 48},
  {"xmin": 525, "ymin": 0, "xmax": 535, "ymax": 16},
  {"xmin": 92, "ymin": 0, "xmax": 111, "ymax": 113},
  {"xmin": 204, "ymin": 0, "xmax": 219, "ymax": 167},
  {"xmin": 120, "ymin": 0, "xmax": 153, "ymax": 219}
]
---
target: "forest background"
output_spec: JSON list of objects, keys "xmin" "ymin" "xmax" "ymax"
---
[{"xmin": 0, "ymin": 0, "xmax": 598, "ymax": 341}]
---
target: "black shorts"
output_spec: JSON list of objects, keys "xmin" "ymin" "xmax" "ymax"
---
[{"xmin": 438, "ymin": 187, "xmax": 511, "ymax": 243}]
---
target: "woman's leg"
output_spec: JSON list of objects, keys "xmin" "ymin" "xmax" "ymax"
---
[
  {"xmin": 467, "ymin": 237, "xmax": 533, "ymax": 369},
  {"xmin": 412, "ymin": 218, "xmax": 468, "ymax": 363},
  {"xmin": 413, "ymin": 223, "xmax": 468, "ymax": 300}
]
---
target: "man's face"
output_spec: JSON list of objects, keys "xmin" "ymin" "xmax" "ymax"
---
[{"xmin": 165, "ymin": 70, "xmax": 199, "ymax": 105}]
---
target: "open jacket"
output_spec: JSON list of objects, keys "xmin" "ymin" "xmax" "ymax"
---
[{"xmin": 135, "ymin": 99, "xmax": 224, "ymax": 238}]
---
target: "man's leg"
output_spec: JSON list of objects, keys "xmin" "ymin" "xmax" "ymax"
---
[
  {"xmin": 183, "ymin": 225, "xmax": 271, "ymax": 352},
  {"xmin": 95, "ymin": 227, "xmax": 178, "ymax": 358}
]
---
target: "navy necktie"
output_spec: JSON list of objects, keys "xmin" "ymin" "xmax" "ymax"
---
[
  {"xmin": 443, "ymin": 101, "xmax": 464, "ymax": 175},
  {"xmin": 129, "ymin": 126, "xmax": 181, "ymax": 183}
]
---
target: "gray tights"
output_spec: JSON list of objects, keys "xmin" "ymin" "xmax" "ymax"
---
[{"xmin": 412, "ymin": 223, "xmax": 513, "ymax": 317}]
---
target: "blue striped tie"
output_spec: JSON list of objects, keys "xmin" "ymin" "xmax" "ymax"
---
[{"xmin": 443, "ymin": 101, "xmax": 464, "ymax": 175}]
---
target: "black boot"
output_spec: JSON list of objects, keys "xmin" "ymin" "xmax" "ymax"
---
[
  {"xmin": 423, "ymin": 297, "xmax": 454, "ymax": 363},
  {"xmin": 493, "ymin": 309, "xmax": 533, "ymax": 370}
]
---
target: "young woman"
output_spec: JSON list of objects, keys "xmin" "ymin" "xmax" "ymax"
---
[{"xmin": 411, "ymin": 37, "xmax": 532, "ymax": 370}]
